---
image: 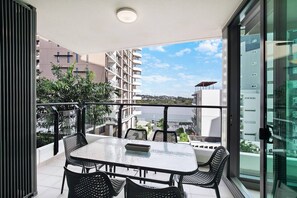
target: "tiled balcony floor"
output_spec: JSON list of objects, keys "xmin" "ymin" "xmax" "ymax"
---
[{"xmin": 35, "ymin": 153, "xmax": 234, "ymax": 198}]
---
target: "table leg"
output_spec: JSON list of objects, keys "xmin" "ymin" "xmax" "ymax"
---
[{"xmin": 178, "ymin": 175, "xmax": 186, "ymax": 198}]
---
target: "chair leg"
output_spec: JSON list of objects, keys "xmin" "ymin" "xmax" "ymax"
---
[
  {"xmin": 214, "ymin": 185, "xmax": 220, "ymax": 198},
  {"xmin": 143, "ymin": 170, "xmax": 146, "ymax": 184},
  {"xmin": 139, "ymin": 169, "xmax": 142, "ymax": 184},
  {"xmin": 61, "ymin": 162, "xmax": 68, "ymax": 194}
]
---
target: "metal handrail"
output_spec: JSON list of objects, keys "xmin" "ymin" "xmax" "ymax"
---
[{"xmin": 36, "ymin": 102, "xmax": 227, "ymax": 154}]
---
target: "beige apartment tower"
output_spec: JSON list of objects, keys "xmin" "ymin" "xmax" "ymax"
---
[{"xmin": 36, "ymin": 36, "xmax": 142, "ymax": 135}]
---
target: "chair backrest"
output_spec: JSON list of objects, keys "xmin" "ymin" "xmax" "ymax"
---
[
  {"xmin": 152, "ymin": 130, "xmax": 177, "ymax": 143},
  {"xmin": 63, "ymin": 133, "xmax": 88, "ymax": 163},
  {"xmin": 64, "ymin": 167, "xmax": 116, "ymax": 198},
  {"xmin": 125, "ymin": 128, "xmax": 147, "ymax": 140},
  {"xmin": 125, "ymin": 178, "xmax": 182, "ymax": 198},
  {"xmin": 209, "ymin": 146, "xmax": 230, "ymax": 185}
]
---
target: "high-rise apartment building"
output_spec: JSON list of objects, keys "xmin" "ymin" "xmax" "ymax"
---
[{"xmin": 36, "ymin": 36, "xmax": 142, "ymax": 134}]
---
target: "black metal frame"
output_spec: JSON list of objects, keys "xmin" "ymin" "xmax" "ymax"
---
[
  {"xmin": 36, "ymin": 102, "xmax": 80, "ymax": 155},
  {"xmin": 223, "ymin": 0, "xmax": 265, "ymax": 197},
  {"xmin": 0, "ymin": 0, "xmax": 37, "ymax": 197},
  {"xmin": 85, "ymin": 102, "xmax": 225, "ymax": 141}
]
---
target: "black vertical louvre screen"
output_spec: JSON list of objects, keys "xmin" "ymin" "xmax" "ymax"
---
[{"xmin": 0, "ymin": 0, "xmax": 37, "ymax": 197}]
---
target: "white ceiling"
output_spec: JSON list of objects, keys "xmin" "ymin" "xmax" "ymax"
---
[{"xmin": 24, "ymin": 0, "xmax": 243, "ymax": 54}]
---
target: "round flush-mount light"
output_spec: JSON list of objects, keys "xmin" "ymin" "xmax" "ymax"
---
[{"xmin": 116, "ymin": 8, "xmax": 137, "ymax": 23}]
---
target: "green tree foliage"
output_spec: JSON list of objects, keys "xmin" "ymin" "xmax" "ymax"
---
[
  {"xmin": 179, "ymin": 133, "xmax": 189, "ymax": 142},
  {"xmin": 176, "ymin": 127, "xmax": 184, "ymax": 136},
  {"xmin": 156, "ymin": 118, "xmax": 169, "ymax": 130},
  {"xmin": 36, "ymin": 63, "xmax": 119, "ymax": 133},
  {"xmin": 240, "ymin": 140, "xmax": 260, "ymax": 153}
]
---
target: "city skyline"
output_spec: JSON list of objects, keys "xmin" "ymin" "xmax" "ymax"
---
[{"xmin": 141, "ymin": 39, "xmax": 222, "ymax": 97}]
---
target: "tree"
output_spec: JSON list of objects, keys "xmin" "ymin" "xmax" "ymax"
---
[
  {"xmin": 36, "ymin": 63, "xmax": 119, "ymax": 133},
  {"xmin": 176, "ymin": 127, "xmax": 184, "ymax": 136}
]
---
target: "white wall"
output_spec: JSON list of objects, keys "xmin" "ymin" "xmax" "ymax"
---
[{"xmin": 200, "ymin": 90, "xmax": 221, "ymax": 137}]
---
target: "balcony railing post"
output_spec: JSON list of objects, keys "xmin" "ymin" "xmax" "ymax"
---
[
  {"xmin": 220, "ymin": 107, "xmax": 222, "ymax": 144},
  {"xmin": 51, "ymin": 106, "xmax": 59, "ymax": 155},
  {"xmin": 118, "ymin": 104, "xmax": 123, "ymax": 138},
  {"xmin": 75, "ymin": 105, "xmax": 81, "ymax": 134},
  {"xmin": 163, "ymin": 106, "xmax": 168, "ymax": 142},
  {"xmin": 81, "ymin": 104, "xmax": 86, "ymax": 136}
]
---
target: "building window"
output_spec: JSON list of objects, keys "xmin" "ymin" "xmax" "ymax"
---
[
  {"xmin": 67, "ymin": 52, "xmax": 70, "ymax": 63},
  {"xmin": 76, "ymin": 54, "xmax": 79, "ymax": 63},
  {"xmin": 57, "ymin": 52, "xmax": 59, "ymax": 63}
]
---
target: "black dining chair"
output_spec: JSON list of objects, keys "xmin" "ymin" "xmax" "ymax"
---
[
  {"xmin": 175, "ymin": 146, "xmax": 230, "ymax": 198},
  {"xmin": 64, "ymin": 167, "xmax": 125, "ymax": 198},
  {"xmin": 125, "ymin": 178, "xmax": 182, "ymax": 198},
  {"xmin": 124, "ymin": 128, "xmax": 148, "ymax": 183},
  {"xmin": 61, "ymin": 133, "xmax": 103, "ymax": 194},
  {"xmin": 125, "ymin": 128, "xmax": 148, "ymax": 140},
  {"xmin": 152, "ymin": 130, "xmax": 178, "ymax": 143}
]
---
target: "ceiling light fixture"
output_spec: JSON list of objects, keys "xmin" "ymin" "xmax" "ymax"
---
[{"xmin": 116, "ymin": 8, "xmax": 137, "ymax": 23}]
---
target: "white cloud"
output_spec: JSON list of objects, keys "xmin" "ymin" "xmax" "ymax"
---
[
  {"xmin": 148, "ymin": 46, "xmax": 166, "ymax": 52},
  {"xmin": 215, "ymin": 53, "xmax": 222, "ymax": 58},
  {"xmin": 154, "ymin": 62, "xmax": 170, "ymax": 68},
  {"xmin": 142, "ymin": 75, "xmax": 175, "ymax": 83},
  {"xmin": 142, "ymin": 54, "xmax": 170, "ymax": 69},
  {"xmin": 177, "ymin": 73, "xmax": 195, "ymax": 80},
  {"xmin": 195, "ymin": 39, "xmax": 221, "ymax": 54},
  {"xmin": 173, "ymin": 65, "xmax": 184, "ymax": 70},
  {"xmin": 175, "ymin": 48, "xmax": 191, "ymax": 57}
]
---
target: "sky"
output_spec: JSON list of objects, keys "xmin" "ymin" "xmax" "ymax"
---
[{"xmin": 140, "ymin": 39, "xmax": 223, "ymax": 98}]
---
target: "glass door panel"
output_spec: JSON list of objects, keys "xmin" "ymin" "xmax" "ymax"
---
[
  {"xmin": 265, "ymin": 0, "xmax": 297, "ymax": 197},
  {"xmin": 240, "ymin": 10, "xmax": 261, "ymax": 178}
]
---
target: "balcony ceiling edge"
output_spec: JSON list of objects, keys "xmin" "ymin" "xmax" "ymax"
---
[{"xmin": 24, "ymin": 0, "xmax": 243, "ymax": 54}]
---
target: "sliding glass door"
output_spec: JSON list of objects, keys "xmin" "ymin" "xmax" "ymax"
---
[
  {"xmin": 264, "ymin": 0, "xmax": 297, "ymax": 197},
  {"xmin": 240, "ymin": 6, "xmax": 261, "ymax": 179}
]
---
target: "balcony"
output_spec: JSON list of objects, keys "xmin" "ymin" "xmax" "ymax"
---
[
  {"xmin": 133, "ymin": 88, "xmax": 141, "ymax": 93},
  {"xmin": 133, "ymin": 67, "xmax": 142, "ymax": 72},
  {"xmin": 133, "ymin": 74, "xmax": 141, "ymax": 79},
  {"xmin": 132, "ymin": 81, "xmax": 141, "ymax": 86},
  {"xmin": 36, "ymin": 135, "xmax": 233, "ymax": 198},
  {"xmin": 132, "ymin": 52, "xmax": 142, "ymax": 58},
  {"xmin": 133, "ymin": 96, "xmax": 142, "ymax": 100},
  {"xmin": 132, "ymin": 59, "xmax": 142, "ymax": 65},
  {"xmin": 133, "ymin": 48, "xmax": 142, "ymax": 51},
  {"xmin": 35, "ymin": 102, "xmax": 234, "ymax": 198}
]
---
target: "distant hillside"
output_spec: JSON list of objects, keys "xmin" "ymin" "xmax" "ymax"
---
[{"xmin": 136, "ymin": 95, "xmax": 193, "ymax": 105}]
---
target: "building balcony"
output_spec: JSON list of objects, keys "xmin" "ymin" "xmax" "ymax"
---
[
  {"xmin": 133, "ymin": 88, "xmax": 141, "ymax": 93},
  {"xmin": 132, "ymin": 81, "xmax": 141, "ymax": 86},
  {"xmin": 133, "ymin": 67, "xmax": 142, "ymax": 72},
  {"xmin": 133, "ymin": 74, "xmax": 141, "ymax": 79},
  {"xmin": 132, "ymin": 59, "xmax": 142, "ymax": 65},
  {"xmin": 133, "ymin": 48, "xmax": 142, "ymax": 51},
  {"xmin": 133, "ymin": 96, "xmax": 142, "ymax": 100},
  {"xmin": 33, "ymin": 102, "xmax": 256, "ymax": 198},
  {"xmin": 133, "ymin": 110, "xmax": 142, "ymax": 115},
  {"xmin": 132, "ymin": 52, "xmax": 142, "ymax": 58}
]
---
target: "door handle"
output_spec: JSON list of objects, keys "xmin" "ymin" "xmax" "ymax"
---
[{"xmin": 259, "ymin": 125, "xmax": 273, "ymax": 143}]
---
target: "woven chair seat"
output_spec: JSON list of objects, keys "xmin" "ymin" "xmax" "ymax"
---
[
  {"xmin": 65, "ymin": 167, "xmax": 125, "ymax": 198},
  {"xmin": 61, "ymin": 133, "xmax": 103, "ymax": 194},
  {"xmin": 110, "ymin": 178, "xmax": 126, "ymax": 194},
  {"xmin": 175, "ymin": 146, "xmax": 230, "ymax": 198},
  {"xmin": 176, "ymin": 170, "xmax": 216, "ymax": 188},
  {"xmin": 125, "ymin": 178, "xmax": 182, "ymax": 198},
  {"xmin": 125, "ymin": 128, "xmax": 148, "ymax": 140},
  {"xmin": 68, "ymin": 158, "xmax": 100, "ymax": 169},
  {"xmin": 153, "ymin": 130, "xmax": 177, "ymax": 143}
]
